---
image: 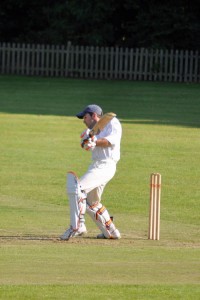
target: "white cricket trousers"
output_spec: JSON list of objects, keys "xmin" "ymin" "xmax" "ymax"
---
[{"xmin": 80, "ymin": 159, "xmax": 117, "ymax": 205}]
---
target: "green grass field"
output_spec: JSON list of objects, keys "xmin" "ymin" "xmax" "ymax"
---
[{"xmin": 0, "ymin": 76, "xmax": 199, "ymax": 299}]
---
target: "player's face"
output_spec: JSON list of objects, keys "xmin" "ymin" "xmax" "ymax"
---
[{"xmin": 83, "ymin": 113, "xmax": 96, "ymax": 129}]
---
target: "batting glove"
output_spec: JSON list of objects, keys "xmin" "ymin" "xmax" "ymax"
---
[{"xmin": 81, "ymin": 136, "xmax": 97, "ymax": 151}]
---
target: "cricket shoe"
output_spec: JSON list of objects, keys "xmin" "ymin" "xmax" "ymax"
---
[
  {"xmin": 96, "ymin": 229, "xmax": 121, "ymax": 240},
  {"xmin": 60, "ymin": 224, "xmax": 87, "ymax": 241}
]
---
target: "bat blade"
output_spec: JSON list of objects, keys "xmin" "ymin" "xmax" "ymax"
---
[{"xmin": 89, "ymin": 112, "xmax": 116, "ymax": 137}]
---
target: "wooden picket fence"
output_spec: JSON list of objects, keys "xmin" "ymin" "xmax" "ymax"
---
[{"xmin": 0, "ymin": 42, "xmax": 199, "ymax": 82}]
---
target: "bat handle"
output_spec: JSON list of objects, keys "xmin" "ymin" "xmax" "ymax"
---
[{"xmin": 89, "ymin": 130, "xmax": 94, "ymax": 137}]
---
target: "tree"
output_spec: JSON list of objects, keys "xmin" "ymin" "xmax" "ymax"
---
[{"xmin": 0, "ymin": 0, "xmax": 199, "ymax": 49}]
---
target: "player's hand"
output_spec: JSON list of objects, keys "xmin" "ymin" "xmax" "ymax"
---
[
  {"xmin": 80, "ymin": 128, "xmax": 91, "ymax": 141},
  {"xmin": 81, "ymin": 136, "xmax": 97, "ymax": 151}
]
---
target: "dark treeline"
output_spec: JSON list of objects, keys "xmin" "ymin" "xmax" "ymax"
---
[{"xmin": 0, "ymin": 0, "xmax": 199, "ymax": 50}]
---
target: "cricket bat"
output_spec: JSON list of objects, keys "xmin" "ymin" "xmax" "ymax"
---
[{"xmin": 89, "ymin": 112, "xmax": 116, "ymax": 137}]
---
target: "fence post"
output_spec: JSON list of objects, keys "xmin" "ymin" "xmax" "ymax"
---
[
  {"xmin": 1, "ymin": 43, "xmax": 6, "ymax": 74},
  {"xmin": 114, "ymin": 47, "xmax": 119, "ymax": 79},
  {"xmin": 169, "ymin": 49, "xmax": 173, "ymax": 82},
  {"xmin": 179, "ymin": 50, "xmax": 184, "ymax": 82},
  {"xmin": 134, "ymin": 48, "xmax": 139, "ymax": 80},
  {"xmin": 194, "ymin": 50, "xmax": 199, "ymax": 83},
  {"xmin": 184, "ymin": 50, "xmax": 189, "ymax": 82},
  {"xmin": 104, "ymin": 47, "xmax": 109, "ymax": 79}
]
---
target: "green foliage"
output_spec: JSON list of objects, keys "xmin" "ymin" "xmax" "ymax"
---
[
  {"xmin": 0, "ymin": 0, "xmax": 199, "ymax": 49},
  {"xmin": 0, "ymin": 76, "xmax": 200, "ymax": 298}
]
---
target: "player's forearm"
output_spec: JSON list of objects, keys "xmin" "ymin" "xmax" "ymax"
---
[{"xmin": 96, "ymin": 138, "xmax": 111, "ymax": 148}]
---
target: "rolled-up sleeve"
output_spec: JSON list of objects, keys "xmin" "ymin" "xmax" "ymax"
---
[
  {"xmin": 104, "ymin": 118, "xmax": 122, "ymax": 147},
  {"xmin": 93, "ymin": 117, "xmax": 122, "ymax": 162}
]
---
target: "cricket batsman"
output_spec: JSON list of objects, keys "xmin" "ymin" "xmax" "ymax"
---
[{"xmin": 60, "ymin": 104, "xmax": 122, "ymax": 240}]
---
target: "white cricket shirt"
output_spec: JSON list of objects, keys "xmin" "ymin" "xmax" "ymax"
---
[{"xmin": 91, "ymin": 117, "xmax": 122, "ymax": 163}]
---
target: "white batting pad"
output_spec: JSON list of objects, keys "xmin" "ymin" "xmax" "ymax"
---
[
  {"xmin": 67, "ymin": 172, "xmax": 86, "ymax": 230},
  {"xmin": 86, "ymin": 202, "xmax": 118, "ymax": 238}
]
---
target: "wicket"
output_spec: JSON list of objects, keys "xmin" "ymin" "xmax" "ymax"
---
[{"xmin": 148, "ymin": 173, "xmax": 161, "ymax": 240}]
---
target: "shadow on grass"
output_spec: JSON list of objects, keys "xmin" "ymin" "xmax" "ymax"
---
[{"xmin": 0, "ymin": 75, "xmax": 199, "ymax": 128}]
